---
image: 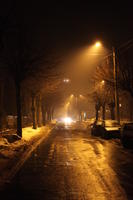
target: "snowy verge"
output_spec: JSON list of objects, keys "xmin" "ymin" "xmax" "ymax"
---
[{"xmin": 0, "ymin": 125, "xmax": 53, "ymax": 189}]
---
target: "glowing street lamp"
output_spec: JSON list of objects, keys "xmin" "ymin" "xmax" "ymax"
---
[
  {"xmin": 93, "ymin": 41, "xmax": 120, "ymax": 123},
  {"xmin": 95, "ymin": 41, "xmax": 101, "ymax": 48},
  {"xmin": 66, "ymin": 102, "xmax": 70, "ymax": 107},
  {"xmin": 101, "ymin": 80, "xmax": 105, "ymax": 85},
  {"xmin": 70, "ymin": 94, "xmax": 74, "ymax": 98},
  {"xmin": 63, "ymin": 78, "xmax": 70, "ymax": 83}
]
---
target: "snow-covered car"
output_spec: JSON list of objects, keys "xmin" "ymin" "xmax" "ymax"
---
[
  {"xmin": 102, "ymin": 120, "xmax": 121, "ymax": 139},
  {"xmin": 91, "ymin": 120, "xmax": 121, "ymax": 139},
  {"xmin": 121, "ymin": 122, "xmax": 133, "ymax": 148},
  {"xmin": 91, "ymin": 120, "xmax": 104, "ymax": 136}
]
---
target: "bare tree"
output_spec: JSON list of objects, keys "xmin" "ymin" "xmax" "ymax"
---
[
  {"xmin": 118, "ymin": 46, "xmax": 133, "ymax": 97},
  {"xmin": 1, "ymin": 19, "xmax": 51, "ymax": 136},
  {"xmin": 23, "ymin": 64, "xmax": 63, "ymax": 128},
  {"xmin": 92, "ymin": 58, "xmax": 115, "ymax": 121}
]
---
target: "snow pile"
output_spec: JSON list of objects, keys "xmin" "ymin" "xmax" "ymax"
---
[
  {"xmin": 0, "ymin": 126, "xmax": 51, "ymax": 178},
  {"xmin": 0, "ymin": 135, "xmax": 27, "ymax": 160},
  {"xmin": 22, "ymin": 127, "xmax": 43, "ymax": 141},
  {"xmin": 2, "ymin": 134, "xmax": 21, "ymax": 143},
  {"xmin": 0, "ymin": 129, "xmax": 32, "ymax": 176},
  {"xmin": 0, "ymin": 126, "xmax": 48, "ymax": 159},
  {"xmin": 0, "ymin": 137, "xmax": 9, "ymax": 149},
  {"xmin": 0, "ymin": 138, "xmax": 10, "ymax": 159},
  {"xmin": 0, "ymin": 125, "xmax": 52, "ymax": 185},
  {"xmin": 0, "ymin": 127, "xmax": 42, "ymax": 161}
]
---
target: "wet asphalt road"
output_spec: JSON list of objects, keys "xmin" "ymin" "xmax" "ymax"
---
[{"xmin": 2, "ymin": 127, "xmax": 133, "ymax": 200}]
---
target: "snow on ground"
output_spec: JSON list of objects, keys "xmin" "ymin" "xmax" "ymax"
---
[
  {"xmin": 22, "ymin": 127, "xmax": 43, "ymax": 141},
  {"xmin": 0, "ymin": 126, "xmax": 52, "ymax": 182}
]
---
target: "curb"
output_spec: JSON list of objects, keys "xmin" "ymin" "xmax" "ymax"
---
[{"xmin": 0, "ymin": 126, "xmax": 53, "ymax": 190}]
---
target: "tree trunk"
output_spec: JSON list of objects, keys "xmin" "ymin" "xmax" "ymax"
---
[
  {"xmin": 95, "ymin": 104, "xmax": 100, "ymax": 121},
  {"xmin": 102, "ymin": 103, "xmax": 105, "ymax": 121},
  {"xmin": 110, "ymin": 106, "xmax": 115, "ymax": 120},
  {"xmin": 0, "ymin": 80, "xmax": 5, "ymax": 130},
  {"xmin": 109, "ymin": 103, "xmax": 115, "ymax": 120},
  {"xmin": 79, "ymin": 111, "xmax": 82, "ymax": 121},
  {"xmin": 36, "ymin": 95, "xmax": 42, "ymax": 127},
  {"xmin": 129, "ymin": 96, "xmax": 133, "ymax": 121},
  {"xmin": 31, "ymin": 94, "xmax": 37, "ymax": 129},
  {"xmin": 42, "ymin": 111, "xmax": 46, "ymax": 125},
  {"xmin": 16, "ymin": 81, "xmax": 22, "ymax": 137},
  {"xmin": 48, "ymin": 111, "xmax": 51, "ymax": 121},
  {"xmin": 47, "ymin": 107, "xmax": 51, "ymax": 122},
  {"xmin": 96, "ymin": 108, "xmax": 99, "ymax": 121},
  {"xmin": 51, "ymin": 107, "xmax": 54, "ymax": 121},
  {"xmin": 41, "ymin": 105, "xmax": 46, "ymax": 126}
]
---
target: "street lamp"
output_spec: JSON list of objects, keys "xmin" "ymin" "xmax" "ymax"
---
[
  {"xmin": 94, "ymin": 41, "xmax": 120, "ymax": 123},
  {"xmin": 95, "ymin": 41, "xmax": 101, "ymax": 48},
  {"xmin": 70, "ymin": 94, "xmax": 74, "ymax": 98},
  {"xmin": 63, "ymin": 78, "xmax": 70, "ymax": 83},
  {"xmin": 101, "ymin": 80, "xmax": 105, "ymax": 85}
]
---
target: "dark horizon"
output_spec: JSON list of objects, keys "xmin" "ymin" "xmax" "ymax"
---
[{"xmin": 1, "ymin": 1, "xmax": 133, "ymax": 51}]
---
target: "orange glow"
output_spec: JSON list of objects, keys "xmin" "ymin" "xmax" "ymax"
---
[
  {"xmin": 65, "ymin": 102, "xmax": 70, "ymax": 108},
  {"xmin": 62, "ymin": 117, "xmax": 73, "ymax": 125},
  {"xmin": 70, "ymin": 94, "xmax": 74, "ymax": 98},
  {"xmin": 101, "ymin": 80, "xmax": 105, "ymax": 84},
  {"xmin": 63, "ymin": 78, "xmax": 70, "ymax": 83},
  {"xmin": 95, "ymin": 41, "xmax": 101, "ymax": 47}
]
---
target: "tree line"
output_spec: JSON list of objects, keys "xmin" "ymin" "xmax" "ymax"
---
[{"xmin": 0, "ymin": 2, "xmax": 63, "ymax": 137}]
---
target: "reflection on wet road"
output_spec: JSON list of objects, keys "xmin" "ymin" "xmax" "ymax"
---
[{"xmin": 3, "ymin": 128, "xmax": 133, "ymax": 200}]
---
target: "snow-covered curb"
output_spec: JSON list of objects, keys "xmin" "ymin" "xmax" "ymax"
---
[{"xmin": 0, "ymin": 125, "xmax": 53, "ymax": 190}]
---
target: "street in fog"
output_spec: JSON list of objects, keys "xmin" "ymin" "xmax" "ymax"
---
[
  {"xmin": 2, "ymin": 126, "xmax": 133, "ymax": 200},
  {"xmin": 1, "ymin": 1, "xmax": 133, "ymax": 200}
]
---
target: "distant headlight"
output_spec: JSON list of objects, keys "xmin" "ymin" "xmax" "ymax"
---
[{"xmin": 62, "ymin": 117, "xmax": 73, "ymax": 125}]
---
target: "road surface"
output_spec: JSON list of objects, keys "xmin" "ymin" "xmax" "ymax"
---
[{"xmin": 2, "ymin": 126, "xmax": 133, "ymax": 200}]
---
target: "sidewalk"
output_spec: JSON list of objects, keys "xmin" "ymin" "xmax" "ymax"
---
[{"xmin": 0, "ymin": 125, "xmax": 53, "ymax": 189}]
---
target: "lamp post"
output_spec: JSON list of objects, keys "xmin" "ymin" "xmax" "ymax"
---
[
  {"xmin": 94, "ymin": 41, "xmax": 120, "ymax": 123},
  {"xmin": 113, "ymin": 47, "xmax": 120, "ymax": 124}
]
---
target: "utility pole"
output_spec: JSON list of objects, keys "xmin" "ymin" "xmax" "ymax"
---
[
  {"xmin": 75, "ymin": 95, "xmax": 78, "ymax": 120},
  {"xmin": 113, "ymin": 47, "xmax": 120, "ymax": 124}
]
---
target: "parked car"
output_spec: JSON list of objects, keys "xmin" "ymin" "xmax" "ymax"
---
[
  {"xmin": 102, "ymin": 120, "xmax": 121, "ymax": 139},
  {"xmin": 91, "ymin": 120, "xmax": 121, "ymax": 139},
  {"xmin": 121, "ymin": 122, "xmax": 133, "ymax": 148},
  {"xmin": 91, "ymin": 120, "xmax": 104, "ymax": 137}
]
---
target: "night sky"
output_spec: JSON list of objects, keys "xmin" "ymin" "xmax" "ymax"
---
[
  {"xmin": 1, "ymin": 0, "xmax": 133, "ymax": 51},
  {"xmin": 0, "ymin": 0, "xmax": 133, "ymax": 114}
]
